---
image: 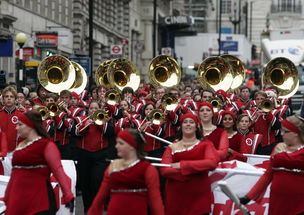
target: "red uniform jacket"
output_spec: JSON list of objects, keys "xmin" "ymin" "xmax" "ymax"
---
[{"xmin": 0, "ymin": 108, "xmax": 23, "ymax": 152}]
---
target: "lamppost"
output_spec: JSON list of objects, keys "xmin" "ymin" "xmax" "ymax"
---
[{"xmin": 15, "ymin": 32, "xmax": 27, "ymax": 91}]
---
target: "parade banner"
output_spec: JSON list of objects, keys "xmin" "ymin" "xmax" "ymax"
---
[{"xmin": 210, "ymin": 160, "xmax": 270, "ymax": 215}]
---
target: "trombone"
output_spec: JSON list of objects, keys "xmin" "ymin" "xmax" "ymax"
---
[
  {"xmin": 47, "ymin": 101, "xmax": 66, "ymax": 117},
  {"xmin": 77, "ymin": 110, "xmax": 109, "ymax": 132}
]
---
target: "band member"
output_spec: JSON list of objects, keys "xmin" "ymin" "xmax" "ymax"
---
[
  {"xmin": 220, "ymin": 110, "xmax": 244, "ymax": 161},
  {"xmin": 161, "ymin": 113, "xmax": 219, "ymax": 215},
  {"xmin": 240, "ymin": 115, "xmax": 304, "ymax": 215},
  {"xmin": 74, "ymin": 101, "xmax": 116, "ymax": 212},
  {"xmin": 235, "ymin": 86, "xmax": 251, "ymax": 110},
  {"xmin": 33, "ymin": 84, "xmax": 49, "ymax": 106},
  {"xmin": 3, "ymin": 110, "xmax": 74, "ymax": 214},
  {"xmin": 138, "ymin": 102, "xmax": 164, "ymax": 157},
  {"xmin": 0, "ymin": 86, "xmax": 23, "ymax": 153},
  {"xmin": 88, "ymin": 128, "xmax": 165, "ymax": 215},
  {"xmin": 198, "ymin": 102, "xmax": 229, "ymax": 161},
  {"xmin": 237, "ymin": 114, "xmax": 263, "ymax": 155}
]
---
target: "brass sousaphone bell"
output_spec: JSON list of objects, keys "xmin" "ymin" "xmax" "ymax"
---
[
  {"xmin": 149, "ymin": 55, "xmax": 181, "ymax": 88},
  {"xmin": 95, "ymin": 60, "xmax": 113, "ymax": 88},
  {"xmin": 221, "ymin": 54, "xmax": 245, "ymax": 91},
  {"xmin": 107, "ymin": 59, "xmax": 140, "ymax": 92},
  {"xmin": 198, "ymin": 56, "xmax": 234, "ymax": 92},
  {"xmin": 38, "ymin": 55, "xmax": 76, "ymax": 93},
  {"xmin": 70, "ymin": 62, "xmax": 88, "ymax": 94},
  {"xmin": 262, "ymin": 57, "xmax": 299, "ymax": 98}
]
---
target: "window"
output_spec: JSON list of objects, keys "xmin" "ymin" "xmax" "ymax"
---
[
  {"xmin": 222, "ymin": 0, "xmax": 232, "ymax": 14},
  {"xmin": 281, "ymin": 0, "xmax": 294, "ymax": 12}
]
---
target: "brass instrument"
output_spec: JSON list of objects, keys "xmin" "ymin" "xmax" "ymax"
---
[
  {"xmin": 37, "ymin": 106, "xmax": 50, "ymax": 120},
  {"xmin": 221, "ymin": 55, "xmax": 245, "ymax": 91},
  {"xmin": 148, "ymin": 55, "xmax": 181, "ymax": 88},
  {"xmin": 95, "ymin": 60, "xmax": 113, "ymax": 88},
  {"xmin": 259, "ymin": 99, "xmax": 274, "ymax": 113},
  {"xmin": 78, "ymin": 110, "xmax": 109, "ymax": 132},
  {"xmin": 262, "ymin": 57, "xmax": 299, "ymax": 98},
  {"xmin": 198, "ymin": 56, "xmax": 234, "ymax": 92},
  {"xmin": 92, "ymin": 110, "xmax": 109, "ymax": 125},
  {"xmin": 161, "ymin": 93, "xmax": 178, "ymax": 111},
  {"xmin": 70, "ymin": 61, "xmax": 88, "ymax": 94},
  {"xmin": 209, "ymin": 97, "xmax": 224, "ymax": 112},
  {"xmin": 47, "ymin": 101, "xmax": 65, "ymax": 117},
  {"xmin": 147, "ymin": 109, "xmax": 165, "ymax": 125},
  {"xmin": 107, "ymin": 59, "xmax": 140, "ymax": 92},
  {"xmin": 105, "ymin": 89, "xmax": 120, "ymax": 105},
  {"xmin": 37, "ymin": 55, "xmax": 76, "ymax": 93}
]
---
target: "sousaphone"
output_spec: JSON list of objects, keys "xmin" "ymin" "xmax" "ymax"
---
[
  {"xmin": 262, "ymin": 57, "xmax": 299, "ymax": 98},
  {"xmin": 38, "ymin": 55, "xmax": 76, "ymax": 93},
  {"xmin": 198, "ymin": 56, "xmax": 234, "ymax": 92}
]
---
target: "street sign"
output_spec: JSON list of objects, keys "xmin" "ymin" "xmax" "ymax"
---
[
  {"xmin": 110, "ymin": 45, "xmax": 123, "ymax": 56},
  {"xmin": 69, "ymin": 57, "xmax": 91, "ymax": 76},
  {"xmin": 220, "ymin": 41, "xmax": 238, "ymax": 52},
  {"xmin": 161, "ymin": 47, "xmax": 172, "ymax": 56}
]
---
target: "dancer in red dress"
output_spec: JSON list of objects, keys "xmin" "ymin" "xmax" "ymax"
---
[
  {"xmin": 161, "ymin": 113, "xmax": 219, "ymax": 215},
  {"xmin": 240, "ymin": 115, "xmax": 304, "ymax": 215},
  {"xmin": 198, "ymin": 102, "xmax": 229, "ymax": 161},
  {"xmin": 3, "ymin": 110, "xmax": 74, "ymax": 215},
  {"xmin": 88, "ymin": 128, "xmax": 164, "ymax": 215}
]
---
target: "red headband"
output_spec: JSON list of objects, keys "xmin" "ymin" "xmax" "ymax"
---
[
  {"xmin": 117, "ymin": 130, "xmax": 138, "ymax": 148},
  {"xmin": 281, "ymin": 119, "xmax": 301, "ymax": 134},
  {"xmin": 18, "ymin": 113, "xmax": 35, "ymax": 129},
  {"xmin": 222, "ymin": 110, "xmax": 236, "ymax": 121},
  {"xmin": 180, "ymin": 113, "xmax": 199, "ymax": 126},
  {"xmin": 198, "ymin": 102, "xmax": 214, "ymax": 115}
]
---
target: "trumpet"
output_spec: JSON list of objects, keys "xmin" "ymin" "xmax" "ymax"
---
[
  {"xmin": 161, "ymin": 93, "xmax": 178, "ymax": 111},
  {"xmin": 78, "ymin": 110, "xmax": 109, "ymax": 132},
  {"xmin": 105, "ymin": 89, "xmax": 120, "ymax": 105},
  {"xmin": 37, "ymin": 106, "xmax": 50, "ymax": 120},
  {"xmin": 259, "ymin": 99, "xmax": 274, "ymax": 113},
  {"xmin": 147, "ymin": 109, "xmax": 165, "ymax": 125},
  {"xmin": 209, "ymin": 97, "xmax": 224, "ymax": 112},
  {"xmin": 47, "ymin": 101, "xmax": 66, "ymax": 117}
]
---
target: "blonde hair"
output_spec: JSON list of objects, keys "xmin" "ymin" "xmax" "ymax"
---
[
  {"xmin": 285, "ymin": 115, "xmax": 304, "ymax": 142},
  {"xmin": 2, "ymin": 86, "xmax": 17, "ymax": 98}
]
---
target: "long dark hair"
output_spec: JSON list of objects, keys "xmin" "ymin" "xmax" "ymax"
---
[
  {"xmin": 24, "ymin": 110, "xmax": 50, "ymax": 139},
  {"xmin": 125, "ymin": 128, "xmax": 147, "ymax": 159}
]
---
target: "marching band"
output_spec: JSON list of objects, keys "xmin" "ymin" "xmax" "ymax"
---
[{"xmin": 0, "ymin": 54, "xmax": 304, "ymax": 215}]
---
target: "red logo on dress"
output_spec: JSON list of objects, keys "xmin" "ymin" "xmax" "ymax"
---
[
  {"xmin": 245, "ymin": 138, "xmax": 253, "ymax": 146},
  {"xmin": 11, "ymin": 116, "xmax": 19, "ymax": 124}
]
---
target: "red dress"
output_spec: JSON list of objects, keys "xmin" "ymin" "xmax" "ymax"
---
[
  {"xmin": 247, "ymin": 146, "xmax": 304, "ymax": 215},
  {"xmin": 205, "ymin": 128, "xmax": 229, "ymax": 161},
  {"xmin": 4, "ymin": 137, "xmax": 73, "ymax": 215},
  {"xmin": 88, "ymin": 160, "xmax": 164, "ymax": 215},
  {"xmin": 161, "ymin": 140, "xmax": 219, "ymax": 215}
]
